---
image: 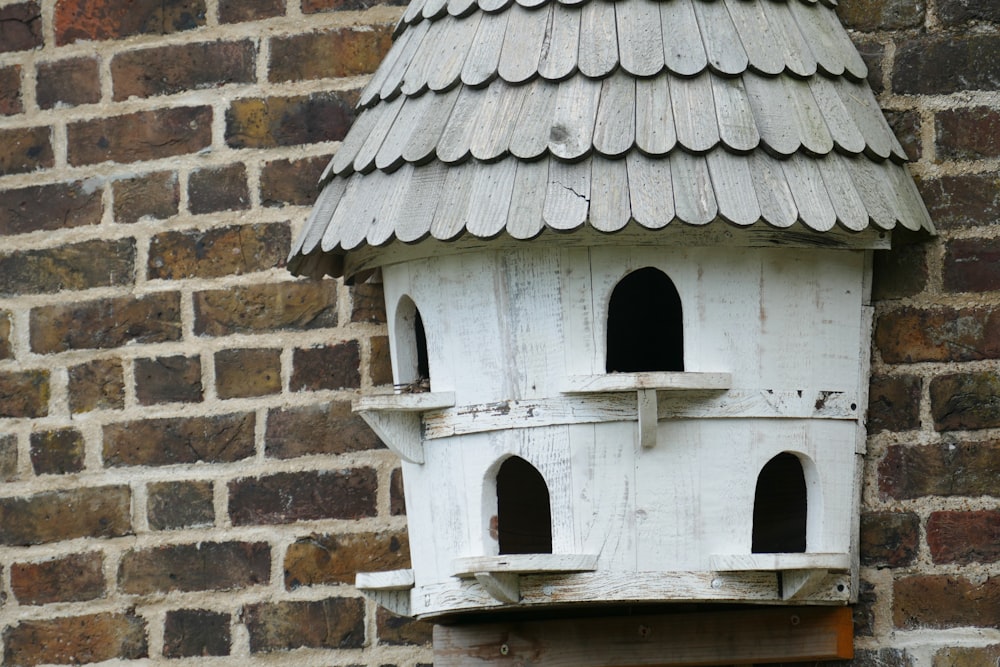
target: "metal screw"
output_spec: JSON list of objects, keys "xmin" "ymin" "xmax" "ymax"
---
[
  {"xmin": 500, "ymin": 644, "xmax": 509, "ymax": 655},
  {"xmin": 790, "ymin": 615, "xmax": 800, "ymax": 626},
  {"xmin": 638, "ymin": 624, "xmax": 651, "ymax": 639}
]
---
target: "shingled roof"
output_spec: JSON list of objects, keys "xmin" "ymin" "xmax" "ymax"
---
[{"xmin": 288, "ymin": 0, "xmax": 934, "ymax": 279}]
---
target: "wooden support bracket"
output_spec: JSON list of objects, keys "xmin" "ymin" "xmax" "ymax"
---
[
  {"xmin": 474, "ymin": 572, "xmax": 520, "ymax": 604},
  {"xmin": 353, "ymin": 391, "xmax": 456, "ymax": 464},
  {"xmin": 782, "ymin": 569, "xmax": 830, "ymax": 600},
  {"xmin": 355, "ymin": 569, "xmax": 415, "ymax": 616},
  {"xmin": 637, "ymin": 388, "xmax": 657, "ymax": 448},
  {"xmin": 433, "ymin": 606, "xmax": 854, "ymax": 666}
]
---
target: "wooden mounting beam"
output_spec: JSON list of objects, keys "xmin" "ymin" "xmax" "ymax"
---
[{"xmin": 433, "ymin": 606, "xmax": 853, "ymax": 667}]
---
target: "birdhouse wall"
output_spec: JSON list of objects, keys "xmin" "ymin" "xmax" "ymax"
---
[{"xmin": 379, "ymin": 244, "xmax": 870, "ymax": 612}]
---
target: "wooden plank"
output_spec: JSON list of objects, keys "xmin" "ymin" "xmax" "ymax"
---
[
  {"xmin": 295, "ymin": 177, "xmax": 346, "ymax": 256},
  {"xmin": 466, "ymin": 157, "xmax": 518, "ymax": 237},
  {"xmin": 670, "ymin": 151, "xmax": 718, "ymax": 225},
  {"xmin": 814, "ymin": 0, "xmax": 868, "ymax": 80},
  {"xmin": 434, "ymin": 608, "xmax": 853, "ymax": 666},
  {"xmin": 360, "ymin": 589, "xmax": 411, "ymax": 616},
  {"xmin": 626, "ymin": 150, "xmax": 674, "ymax": 229},
  {"xmin": 743, "ymin": 71, "xmax": 799, "ymax": 156},
  {"xmin": 578, "ymin": 0, "xmax": 618, "ymax": 78},
  {"xmin": 692, "ymin": 0, "xmax": 748, "ymax": 75},
  {"xmin": 337, "ymin": 169, "xmax": 391, "ymax": 248},
  {"xmin": 422, "ymin": 0, "xmax": 448, "ymax": 20},
  {"xmin": 480, "ymin": 0, "xmax": 512, "ymax": 13},
  {"xmin": 724, "ymin": 0, "xmax": 784, "ymax": 76},
  {"xmin": 437, "ymin": 84, "xmax": 486, "ymax": 163},
  {"xmin": 787, "ymin": 0, "xmax": 845, "ymax": 77},
  {"xmin": 474, "ymin": 573, "xmax": 519, "ymax": 603},
  {"xmin": 548, "ymin": 76, "xmax": 601, "ymax": 160},
  {"xmin": 396, "ymin": 160, "xmax": 448, "ymax": 242},
  {"xmin": 887, "ymin": 162, "xmax": 935, "ymax": 232},
  {"xmin": 808, "ymin": 76, "xmax": 866, "ymax": 156},
  {"xmin": 817, "ymin": 152, "xmax": 869, "ymax": 232},
  {"xmin": 380, "ymin": 20, "xmax": 431, "ymax": 101},
  {"xmin": 616, "ymin": 0, "xmax": 665, "ymax": 77},
  {"xmin": 429, "ymin": 160, "xmax": 476, "ymax": 238},
  {"xmin": 785, "ymin": 75, "xmax": 834, "ymax": 157},
  {"xmin": 592, "ymin": 73, "xmax": 636, "ymax": 158},
  {"xmin": 749, "ymin": 151, "xmax": 798, "ymax": 228},
  {"xmin": 352, "ymin": 94, "xmax": 405, "ymax": 174},
  {"xmin": 509, "ymin": 79, "xmax": 559, "ymax": 159},
  {"xmin": 506, "ymin": 156, "xmax": 549, "ymax": 239},
  {"xmin": 781, "ymin": 153, "xmax": 838, "ymax": 232},
  {"xmin": 428, "ymin": 12, "xmax": 481, "ymax": 91},
  {"xmin": 463, "ymin": 10, "xmax": 509, "ymax": 87},
  {"xmin": 783, "ymin": 569, "xmax": 832, "ymax": 600},
  {"xmin": 710, "ymin": 75, "xmax": 759, "ymax": 153},
  {"xmin": 543, "ymin": 158, "xmax": 591, "ymax": 230},
  {"xmin": 840, "ymin": 153, "xmax": 897, "ymax": 230},
  {"xmin": 330, "ymin": 105, "xmax": 382, "ymax": 176},
  {"xmin": 637, "ymin": 388, "xmax": 657, "ymax": 449},
  {"xmin": 760, "ymin": 0, "xmax": 816, "ymax": 78},
  {"xmin": 710, "ymin": 553, "xmax": 850, "ymax": 572},
  {"xmin": 375, "ymin": 93, "xmax": 432, "ymax": 171},
  {"xmin": 657, "ymin": 389, "xmax": 860, "ymax": 421},
  {"xmin": 670, "ymin": 74, "xmax": 720, "ymax": 154},
  {"xmin": 448, "ymin": 0, "xmax": 478, "ymax": 17},
  {"xmin": 320, "ymin": 173, "xmax": 364, "ymax": 251},
  {"xmin": 588, "ymin": 156, "xmax": 631, "ymax": 233},
  {"xmin": 452, "ymin": 554, "xmax": 598, "ymax": 577},
  {"xmin": 706, "ymin": 149, "xmax": 761, "ymax": 226},
  {"xmin": 358, "ymin": 410, "xmax": 424, "ymax": 463},
  {"xmin": 563, "ymin": 372, "xmax": 732, "ymax": 392},
  {"xmin": 355, "ymin": 569, "xmax": 415, "ymax": 589},
  {"xmin": 368, "ymin": 164, "xmax": 415, "ymax": 246},
  {"xmin": 832, "ymin": 78, "xmax": 892, "ymax": 160},
  {"xmin": 355, "ymin": 391, "xmax": 456, "ymax": 411},
  {"xmin": 635, "ymin": 75, "xmax": 676, "ymax": 156},
  {"xmin": 402, "ymin": 16, "xmax": 450, "ymax": 96},
  {"xmin": 470, "ymin": 80, "xmax": 526, "ymax": 161},
  {"xmin": 401, "ymin": 85, "xmax": 461, "ymax": 164},
  {"xmin": 537, "ymin": 3, "xmax": 580, "ymax": 81},
  {"xmin": 659, "ymin": 0, "xmax": 708, "ymax": 77},
  {"xmin": 498, "ymin": 3, "xmax": 548, "ymax": 84}
]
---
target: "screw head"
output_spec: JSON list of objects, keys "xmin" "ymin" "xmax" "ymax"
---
[{"xmin": 500, "ymin": 644, "xmax": 509, "ymax": 655}]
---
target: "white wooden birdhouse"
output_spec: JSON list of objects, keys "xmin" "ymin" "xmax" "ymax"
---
[{"xmin": 289, "ymin": 0, "xmax": 932, "ymax": 659}]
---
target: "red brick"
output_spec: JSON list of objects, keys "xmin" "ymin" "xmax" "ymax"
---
[
  {"xmin": 0, "ymin": 180, "xmax": 103, "ymax": 236},
  {"xmin": 937, "ymin": 0, "xmax": 1000, "ymax": 25},
  {"xmin": 873, "ymin": 244, "xmax": 928, "ymax": 301},
  {"xmin": 134, "ymin": 355, "xmax": 202, "ymax": 404},
  {"xmin": 0, "ymin": 2, "xmax": 42, "ymax": 53},
  {"xmin": 265, "ymin": 401, "xmax": 382, "ymax": 458},
  {"xmin": 30, "ymin": 292, "xmax": 181, "ymax": 353},
  {"xmin": 269, "ymin": 27, "xmax": 391, "ymax": 82},
  {"xmin": 370, "ymin": 334, "xmax": 393, "ymax": 385},
  {"xmin": 0, "ymin": 310, "xmax": 12, "ymax": 359},
  {"xmin": 243, "ymin": 598, "xmax": 364, "ymax": 652},
  {"xmin": 68, "ymin": 106, "xmax": 212, "ymax": 166},
  {"xmin": 885, "ymin": 110, "xmax": 922, "ymax": 161},
  {"xmin": 390, "ymin": 467, "xmax": 405, "ymax": 515},
  {"xmin": 193, "ymin": 281, "xmax": 337, "ymax": 336},
  {"xmin": 0, "ymin": 65, "xmax": 23, "ymax": 115},
  {"xmin": 226, "ymin": 91, "xmax": 358, "ymax": 149},
  {"xmin": 292, "ymin": 341, "xmax": 361, "ymax": 391},
  {"xmin": 103, "ymin": 413, "xmax": 254, "ymax": 467},
  {"xmin": 29, "ymin": 427, "xmax": 85, "ymax": 475},
  {"xmin": 0, "ymin": 238, "xmax": 135, "ymax": 297},
  {"xmin": 0, "ymin": 433, "xmax": 17, "ymax": 482},
  {"xmin": 855, "ymin": 580, "xmax": 877, "ymax": 637},
  {"xmin": 163, "ymin": 609, "xmax": 230, "ymax": 657},
  {"xmin": 350, "ymin": 281, "xmax": 387, "ymax": 323},
  {"xmin": 0, "ymin": 369, "xmax": 49, "ymax": 418},
  {"xmin": 894, "ymin": 34, "xmax": 1000, "ymax": 95},
  {"xmin": 868, "ymin": 374, "xmax": 921, "ymax": 433},
  {"xmin": 936, "ymin": 107, "xmax": 1000, "ymax": 160},
  {"xmin": 943, "ymin": 237, "xmax": 1000, "ymax": 293},
  {"xmin": 0, "ymin": 126, "xmax": 52, "ymax": 175},
  {"xmin": 879, "ymin": 442, "xmax": 1000, "ymax": 499},
  {"xmin": 930, "ymin": 371, "xmax": 1000, "ymax": 431},
  {"xmin": 284, "ymin": 530, "xmax": 409, "ymax": 588},
  {"xmin": 894, "ymin": 575, "xmax": 1000, "ymax": 629},
  {"xmin": 119, "ymin": 541, "xmax": 269, "ymax": 594},
  {"xmin": 55, "ymin": 0, "xmax": 205, "ymax": 44},
  {"xmin": 377, "ymin": 607, "xmax": 432, "ymax": 646},
  {"xmin": 0, "ymin": 486, "xmax": 131, "ymax": 546},
  {"xmin": 860, "ymin": 511, "xmax": 919, "ymax": 567},
  {"xmin": 187, "ymin": 163, "xmax": 251, "ymax": 213},
  {"xmin": 875, "ymin": 306, "xmax": 1000, "ymax": 363},
  {"xmin": 150, "ymin": 223, "xmax": 288, "ymax": 280},
  {"xmin": 927, "ymin": 511, "xmax": 1000, "ymax": 564},
  {"xmin": 112, "ymin": 171, "xmax": 179, "ymax": 222},
  {"xmin": 260, "ymin": 154, "xmax": 330, "ymax": 206},
  {"xmin": 917, "ymin": 173, "xmax": 1000, "ymax": 230},
  {"xmin": 836, "ymin": 0, "xmax": 924, "ymax": 31},
  {"xmin": 934, "ymin": 645, "xmax": 1000, "ymax": 666},
  {"xmin": 147, "ymin": 480, "xmax": 214, "ymax": 530},
  {"xmin": 216, "ymin": 348, "xmax": 281, "ymax": 399},
  {"xmin": 229, "ymin": 468, "xmax": 377, "ymax": 525},
  {"xmin": 11, "ymin": 552, "xmax": 105, "ymax": 605},
  {"xmin": 302, "ymin": 0, "xmax": 404, "ymax": 13},
  {"xmin": 36, "ymin": 57, "xmax": 100, "ymax": 109},
  {"xmin": 853, "ymin": 37, "xmax": 885, "ymax": 95},
  {"xmin": 68, "ymin": 358, "xmax": 125, "ymax": 413},
  {"xmin": 2, "ymin": 612, "xmax": 147, "ymax": 666},
  {"xmin": 219, "ymin": 0, "xmax": 284, "ymax": 22},
  {"xmin": 112, "ymin": 40, "xmax": 255, "ymax": 100}
]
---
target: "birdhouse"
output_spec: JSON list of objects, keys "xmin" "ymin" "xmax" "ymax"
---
[{"xmin": 288, "ymin": 0, "xmax": 933, "ymax": 661}]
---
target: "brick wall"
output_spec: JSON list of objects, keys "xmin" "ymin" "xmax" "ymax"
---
[
  {"xmin": 0, "ymin": 0, "xmax": 997, "ymax": 664},
  {"xmin": 0, "ymin": 0, "xmax": 431, "ymax": 663}
]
